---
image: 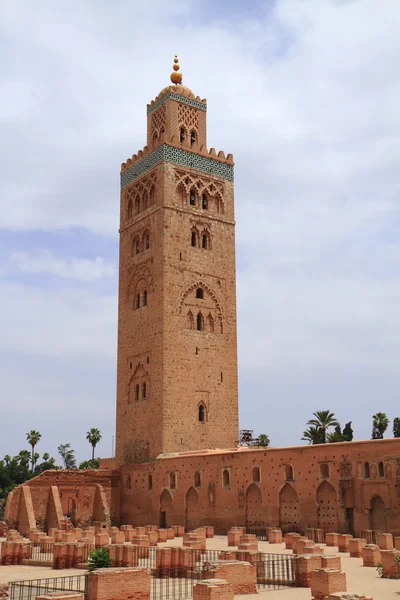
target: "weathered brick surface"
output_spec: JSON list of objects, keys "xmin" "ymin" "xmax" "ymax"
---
[
  {"xmin": 326, "ymin": 533, "xmax": 339, "ymax": 547},
  {"xmin": 348, "ymin": 538, "xmax": 366, "ymax": 558},
  {"xmin": 310, "ymin": 569, "xmax": 347, "ymax": 599},
  {"xmin": 294, "ymin": 555, "xmax": 322, "ymax": 587},
  {"xmin": 338, "ymin": 535, "xmax": 353, "ymax": 553},
  {"xmin": 377, "ymin": 533, "xmax": 393, "ymax": 550},
  {"xmin": 380, "ymin": 549, "xmax": 400, "ymax": 578},
  {"xmin": 205, "ymin": 561, "xmax": 257, "ymax": 595},
  {"xmin": 86, "ymin": 567, "xmax": 150, "ymax": 600},
  {"xmin": 193, "ymin": 579, "xmax": 233, "ymax": 600},
  {"xmin": 361, "ymin": 544, "xmax": 381, "ymax": 567}
]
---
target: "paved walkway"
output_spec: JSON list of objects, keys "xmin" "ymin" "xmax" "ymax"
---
[{"xmin": 1, "ymin": 535, "xmax": 399, "ymax": 599}]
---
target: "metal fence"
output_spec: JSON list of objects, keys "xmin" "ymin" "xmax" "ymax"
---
[
  {"xmin": 256, "ymin": 554, "xmax": 296, "ymax": 590},
  {"xmin": 10, "ymin": 575, "xmax": 87, "ymax": 600},
  {"xmin": 246, "ymin": 527, "xmax": 268, "ymax": 541},
  {"xmin": 31, "ymin": 543, "xmax": 55, "ymax": 562}
]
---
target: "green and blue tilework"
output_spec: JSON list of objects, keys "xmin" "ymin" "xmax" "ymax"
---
[
  {"xmin": 147, "ymin": 93, "xmax": 207, "ymax": 115},
  {"xmin": 121, "ymin": 145, "xmax": 234, "ymax": 188}
]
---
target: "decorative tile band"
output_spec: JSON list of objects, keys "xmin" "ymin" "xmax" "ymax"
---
[
  {"xmin": 121, "ymin": 145, "xmax": 234, "ymax": 188},
  {"xmin": 147, "ymin": 93, "xmax": 207, "ymax": 115}
]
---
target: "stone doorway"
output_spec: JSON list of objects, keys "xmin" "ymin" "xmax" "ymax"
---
[
  {"xmin": 245, "ymin": 483, "xmax": 263, "ymax": 528},
  {"xmin": 160, "ymin": 489, "xmax": 173, "ymax": 529},
  {"xmin": 185, "ymin": 487, "xmax": 199, "ymax": 530},
  {"xmin": 370, "ymin": 495, "xmax": 387, "ymax": 532}
]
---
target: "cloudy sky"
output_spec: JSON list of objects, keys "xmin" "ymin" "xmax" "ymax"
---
[{"xmin": 1, "ymin": 0, "xmax": 400, "ymax": 464}]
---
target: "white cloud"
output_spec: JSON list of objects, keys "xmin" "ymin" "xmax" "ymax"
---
[
  {"xmin": 1, "ymin": 0, "xmax": 400, "ymax": 451},
  {"xmin": 10, "ymin": 249, "xmax": 116, "ymax": 281}
]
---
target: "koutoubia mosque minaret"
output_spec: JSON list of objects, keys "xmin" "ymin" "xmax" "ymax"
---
[{"xmin": 115, "ymin": 57, "xmax": 239, "ymax": 464}]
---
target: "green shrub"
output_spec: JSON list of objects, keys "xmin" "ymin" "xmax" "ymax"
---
[
  {"xmin": 88, "ymin": 548, "xmax": 111, "ymax": 571},
  {"xmin": 376, "ymin": 562, "xmax": 384, "ymax": 578}
]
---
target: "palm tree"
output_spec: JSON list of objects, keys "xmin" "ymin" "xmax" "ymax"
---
[
  {"xmin": 26, "ymin": 430, "xmax": 41, "ymax": 472},
  {"xmin": 257, "ymin": 434, "xmax": 270, "ymax": 447},
  {"xmin": 302, "ymin": 425, "xmax": 323, "ymax": 445},
  {"xmin": 307, "ymin": 411, "xmax": 339, "ymax": 443},
  {"xmin": 58, "ymin": 443, "xmax": 76, "ymax": 469},
  {"xmin": 86, "ymin": 428, "xmax": 102, "ymax": 461},
  {"xmin": 372, "ymin": 413, "xmax": 390, "ymax": 439}
]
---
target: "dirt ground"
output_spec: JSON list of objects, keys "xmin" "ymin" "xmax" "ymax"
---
[{"xmin": 1, "ymin": 535, "xmax": 399, "ymax": 599}]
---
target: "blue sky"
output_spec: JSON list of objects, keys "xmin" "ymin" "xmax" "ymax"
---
[{"xmin": 1, "ymin": 0, "xmax": 400, "ymax": 464}]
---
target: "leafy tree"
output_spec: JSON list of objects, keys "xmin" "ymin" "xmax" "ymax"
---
[
  {"xmin": 58, "ymin": 444, "xmax": 77, "ymax": 469},
  {"xmin": 371, "ymin": 413, "xmax": 390, "ymax": 439},
  {"xmin": 257, "ymin": 434, "xmax": 270, "ymax": 447},
  {"xmin": 342, "ymin": 421, "xmax": 353, "ymax": 441},
  {"xmin": 26, "ymin": 430, "xmax": 41, "ymax": 472},
  {"xmin": 326, "ymin": 425, "xmax": 345, "ymax": 443},
  {"xmin": 86, "ymin": 428, "xmax": 102, "ymax": 461},
  {"xmin": 302, "ymin": 425, "xmax": 324, "ymax": 445},
  {"xmin": 88, "ymin": 548, "xmax": 111, "ymax": 570},
  {"xmin": 306, "ymin": 411, "xmax": 339, "ymax": 443},
  {"xmin": 34, "ymin": 453, "xmax": 58, "ymax": 475},
  {"xmin": 79, "ymin": 459, "xmax": 100, "ymax": 469},
  {"xmin": 393, "ymin": 418, "xmax": 400, "ymax": 438}
]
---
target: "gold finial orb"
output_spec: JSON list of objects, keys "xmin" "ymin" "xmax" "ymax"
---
[{"xmin": 170, "ymin": 54, "xmax": 183, "ymax": 84}]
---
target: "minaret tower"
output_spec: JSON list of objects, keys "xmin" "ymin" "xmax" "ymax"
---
[{"xmin": 115, "ymin": 57, "xmax": 238, "ymax": 464}]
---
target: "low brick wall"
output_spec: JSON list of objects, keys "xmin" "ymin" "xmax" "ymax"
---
[
  {"xmin": 193, "ymin": 579, "xmax": 233, "ymax": 600},
  {"xmin": 361, "ymin": 544, "xmax": 381, "ymax": 567},
  {"xmin": 310, "ymin": 569, "xmax": 347, "ymax": 600},
  {"xmin": 86, "ymin": 567, "xmax": 150, "ymax": 600},
  {"xmin": 205, "ymin": 561, "xmax": 257, "ymax": 595}
]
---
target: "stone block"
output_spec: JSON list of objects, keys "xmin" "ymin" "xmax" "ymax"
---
[
  {"xmin": 310, "ymin": 569, "xmax": 347, "ymax": 599},
  {"xmin": 86, "ymin": 567, "xmax": 151, "ymax": 600},
  {"xmin": 285, "ymin": 532, "xmax": 300, "ymax": 550},
  {"xmin": 172, "ymin": 525, "xmax": 184, "ymax": 537},
  {"xmin": 268, "ymin": 529, "xmax": 282, "ymax": 544},
  {"xmin": 361, "ymin": 544, "xmax": 381, "ymax": 567},
  {"xmin": 377, "ymin": 533, "xmax": 393, "ymax": 550},
  {"xmin": 395, "ymin": 537, "xmax": 400, "ymax": 551},
  {"xmin": 205, "ymin": 526, "xmax": 214, "ymax": 538},
  {"xmin": 338, "ymin": 534, "xmax": 352, "ymax": 553},
  {"xmin": 111, "ymin": 531, "xmax": 125, "ymax": 545},
  {"xmin": 349, "ymin": 538, "xmax": 366, "ymax": 558},
  {"xmin": 95, "ymin": 533, "xmax": 110, "ymax": 548},
  {"xmin": 206, "ymin": 561, "xmax": 257, "ymax": 595},
  {"xmin": 381, "ymin": 549, "xmax": 400, "ymax": 579},
  {"xmin": 321, "ymin": 556, "xmax": 341, "ymax": 570},
  {"xmin": 158, "ymin": 529, "xmax": 168, "ymax": 543},
  {"xmin": 193, "ymin": 579, "xmax": 233, "ymax": 600},
  {"xmin": 325, "ymin": 533, "xmax": 339, "ymax": 547},
  {"xmin": 294, "ymin": 555, "xmax": 322, "ymax": 587}
]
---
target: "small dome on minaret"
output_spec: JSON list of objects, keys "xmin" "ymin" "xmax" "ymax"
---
[{"xmin": 170, "ymin": 55, "xmax": 183, "ymax": 84}]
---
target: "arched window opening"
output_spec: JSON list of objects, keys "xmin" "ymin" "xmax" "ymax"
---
[
  {"xmin": 320, "ymin": 463, "xmax": 330, "ymax": 479},
  {"xmin": 169, "ymin": 472, "xmax": 176, "ymax": 490},
  {"xmin": 150, "ymin": 186, "xmax": 155, "ymax": 205},
  {"xmin": 191, "ymin": 231, "xmax": 197, "ymax": 247},
  {"xmin": 148, "ymin": 474, "xmax": 153, "ymax": 491},
  {"xmin": 190, "ymin": 130, "xmax": 197, "ymax": 146},
  {"xmin": 194, "ymin": 471, "xmax": 201, "ymax": 488},
  {"xmin": 145, "ymin": 233, "xmax": 150, "ymax": 250},
  {"xmin": 222, "ymin": 469, "xmax": 230, "ymax": 488},
  {"xmin": 253, "ymin": 466, "xmax": 261, "ymax": 483},
  {"xmin": 202, "ymin": 193, "xmax": 208, "ymax": 209},
  {"xmin": 365, "ymin": 462, "xmax": 370, "ymax": 479},
  {"xmin": 143, "ymin": 192, "xmax": 148, "ymax": 210},
  {"xmin": 135, "ymin": 239, "xmax": 140, "ymax": 255},
  {"xmin": 198, "ymin": 403, "xmax": 206, "ymax": 422},
  {"xmin": 135, "ymin": 384, "xmax": 139, "ymax": 402},
  {"xmin": 187, "ymin": 310, "xmax": 194, "ymax": 330},
  {"xmin": 196, "ymin": 287, "xmax": 204, "ymax": 299},
  {"xmin": 196, "ymin": 312, "xmax": 204, "ymax": 331},
  {"xmin": 207, "ymin": 314, "xmax": 214, "ymax": 333},
  {"xmin": 127, "ymin": 200, "xmax": 133, "ymax": 220},
  {"xmin": 142, "ymin": 382, "xmax": 147, "ymax": 400},
  {"xmin": 285, "ymin": 464, "xmax": 294, "ymax": 481},
  {"xmin": 202, "ymin": 234, "xmax": 208, "ymax": 249},
  {"xmin": 378, "ymin": 462, "xmax": 384, "ymax": 477},
  {"xmin": 189, "ymin": 189, "xmax": 196, "ymax": 206},
  {"xmin": 143, "ymin": 290, "xmax": 148, "ymax": 307},
  {"xmin": 126, "ymin": 475, "xmax": 131, "ymax": 490},
  {"xmin": 136, "ymin": 294, "xmax": 140, "ymax": 309},
  {"xmin": 135, "ymin": 196, "xmax": 140, "ymax": 215},
  {"xmin": 180, "ymin": 127, "xmax": 186, "ymax": 143}
]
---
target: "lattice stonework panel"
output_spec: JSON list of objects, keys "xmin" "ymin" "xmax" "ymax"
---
[
  {"xmin": 151, "ymin": 105, "xmax": 166, "ymax": 139},
  {"xmin": 177, "ymin": 103, "xmax": 198, "ymax": 131},
  {"xmin": 125, "ymin": 171, "xmax": 157, "ymax": 209},
  {"xmin": 121, "ymin": 145, "xmax": 234, "ymax": 188}
]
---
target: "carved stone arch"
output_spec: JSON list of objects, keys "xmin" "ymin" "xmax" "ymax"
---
[
  {"xmin": 316, "ymin": 480, "xmax": 338, "ymax": 533},
  {"xmin": 245, "ymin": 483, "xmax": 263, "ymax": 528},
  {"xmin": 127, "ymin": 264, "xmax": 154, "ymax": 301},
  {"xmin": 159, "ymin": 488, "xmax": 173, "ymax": 528},
  {"xmin": 185, "ymin": 486, "xmax": 199, "ymax": 530},
  {"xmin": 178, "ymin": 280, "xmax": 223, "ymax": 322},
  {"xmin": 279, "ymin": 482, "xmax": 300, "ymax": 530},
  {"xmin": 370, "ymin": 494, "xmax": 387, "ymax": 532}
]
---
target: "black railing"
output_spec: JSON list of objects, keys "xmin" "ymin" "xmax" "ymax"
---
[
  {"xmin": 30, "ymin": 543, "xmax": 55, "ymax": 562},
  {"xmin": 256, "ymin": 554, "xmax": 296, "ymax": 589},
  {"xmin": 246, "ymin": 527, "xmax": 268, "ymax": 541},
  {"xmin": 151, "ymin": 567, "xmax": 206, "ymax": 600},
  {"xmin": 10, "ymin": 576, "xmax": 87, "ymax": 600}
]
